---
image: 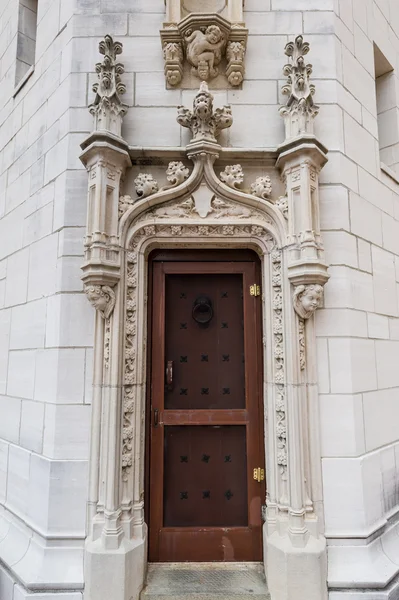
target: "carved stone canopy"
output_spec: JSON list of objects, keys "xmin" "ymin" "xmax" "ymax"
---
[{"xmin": 161, "ymin": 12, "xmax": 248, "ymax": 88}]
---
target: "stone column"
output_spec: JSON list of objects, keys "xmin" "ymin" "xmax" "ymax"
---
[
  {"xmin": 266, "ymin": 35, "xmax": 330, "ymax": 600},
  {"xmin": 80, "ymin": 36, "xmax": 145, "ymax": 600}
]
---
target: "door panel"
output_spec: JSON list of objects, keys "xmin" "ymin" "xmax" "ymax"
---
[{"xmin": 148, "ymin": 258, "xmax": 265, "ymax": 562}]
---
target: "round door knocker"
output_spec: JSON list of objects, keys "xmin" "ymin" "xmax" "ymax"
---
[{"xmin": 192, "ymin": 295, "xmax": 213, "ymax": 326}]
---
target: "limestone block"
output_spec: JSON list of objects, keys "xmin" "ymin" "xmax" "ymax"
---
[
  {"xmin": 43, "ymin": 404, "xmax": 91, "ymax": 460},
  {"xmin": 71, "ymin": 13, "xmax": 128, "ymax": 37},
  {"xmin": 0, "ymin": 440, "xmax": 8, "ymax": 504},
  {"xmin": 344, "ymin": 112, "xmax": 378, "ymax": 175},
  {"xmin": 123, "ymin": 107, "xmax": 180, "ymax": 147},
  {"xmin": 23, "ymin": 203, "xmax": 53, "ymax": 246},
  {"xmin": 0, "ymin": 565, "xmax": 14, "ymax": 600},
  {"xmin": 27, "ymin": 103, "xmax": 48, "ymax": 142},
  {"xmin": 353, "ymin": 0, "xmax": 368, "ymax": 34},
  {"xmin": 228, "ymin": 80, "xmax": 277, "ymax": 105},
  {"xmin": 272, "ymin": 0, "xmax": 333, "ymax": 7},
  {"xmin": 354, "ymin": 23, "xmax": 374, "ymax": 76},
  {"xmin": 35, "ymin": 0, "xmax": 61, "ymax": 61},
  {"xmin": 337, "ymin": 81, "xmax": 362, "ymax": 123},
  {"xmin": 0, "ymin": 310, "xmax": 11, "ymax": 395},
  {"xmin": 6, "ymin": 445, "xmax": 31, "ymax": 518},
  {"xmin": 84, "ymin": 348, "xmax": 93, "ymax": 405},
  {"xmin": 328, "ymin": 338, "xmax": 377, "ymax": 394},
  {"xmin": 20, "ymin": 400, "xmax": 44, "ymax": 454},
  {"xmin": 28, "ymin": 454, "xmax": 87, "ymax": 534},
  {"xmin": 322, "ymin": 454, "xmax": 383, "ymax": 534},
  {"xmin": 324, "ymin": 266, "xmax": 375, "ymax": 312},
  {"xmin": 372, "ymin": 245, "xmax": 398, "ymax": 316},
  {"xmin": 375, "ymin": 339, "xmax": 399, "ymax": 388},
  {"xmin": 320, "ymin": 152, "xmax": 358, "ymax": 193},
  {"xmin": 44, "ymin": 136, "xmax": 69, "ymax": 185},
  {"xmin": 304, "ymin": 10, "xmax": 335, "ymax": 33},
  {"xmin": 316, "ymin": 308, "xmax": 368, "ymax": 337},
  {"xmin": 7, "ymin": 351, "xmax": 36, "ymax": 400},
  {"xmin": 56, "ymin": 256, "xmax": 84, "ymax": 293},
  {"xmin": 53, "ymin": 171, "xmax": 87, "ymax": 230},
  {"xmin": 100, "ymin": 0, "xmax": 164, "ymax": 11},
  {"xmin": 34, "ymin": 348, "xmax": 86, "ymax": 404},
  {"xmin": 30, "ymin": 157, "xmax": 45, "ymax": 195},
  {"xmin": 358, "ymin": 167, "xmax": 394, "ymax": 213},
  {"xmin": 27, "ymin": 235, "xmax": 58, "ymax": 300},
  {"xmin": 316, "ymin": 338, "xmax": 330, "ymax": 394},
  {"xmin": 0, "ymin": 396, "xmax": 21, "ymax": 445},
  {"xmin": 5, "ymin": 169, "xmax": 31, "ymax": 213},
  {"xmin": 245, "ymin": 11, "xmax": 302, "ymax": 34},
  {"xmin": 342, "ymin": 45, "xmax": 376, "ymax": 115},
  {"xmin": 58, "ymin": 227, "xmax": 85, "ymax": 257},
  {"xmin": 323, "ymin": 231, "xmax": 358, "ymax": 268},
  {"xmin": 10, "ymin": 299, "xmax": 46, "ymax": 350},
  {"xmin": 244, "ymin": 0, "xmax": 271, "ymax": 10},
  {"xmin": 245, "ymin": 35, "xmax": 287, "ymax": 80},
  {"xmin": 129, "ymin": 12, "xmax": 163, "ymax": 36},
  {"xmin": 14, "ymin": 587, "xmax": 83, "ymax": 600},
  {"xmin": 229, "ymin": 104, "xmax": 284, "ymax": 147},
  {"xmin": 368, "ymin": 313, "xmax": 390, "ymax": 339},
  {"xmin": 350, "ymin": 192, "xmax": 383, "ymax": 246},
  {"xmin": 319, "ymin": 394, "xmax": 366, "ymax": 457},
  {"xmin": 135, "ymin": 72, "xmax": 181, "ymax": 107},
  {"xmin": 319, "ymin": 185, "xmax": 350, "ymax": 231},
  {"xmin": 362, "ymin": 106, "xmax": 379, "ymax": 140}
]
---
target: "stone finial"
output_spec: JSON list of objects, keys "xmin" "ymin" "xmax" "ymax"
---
[
  {"xmin": 293, "ymin": 284, "xmax": 323, "ymax": 319},
  {"xmin": 177, "ymin": 81, "xmax": 233, "ymax": 145},
  {"xmin": 85, "ymin": 285, "xmax": 116, "ymax": 319},
  {"xmin": 279, "ymin": 35, "xmax": 319, "ymax": 140},
  {"xmin": 89, "ymin": 35, "xmax": 128, "ymax": 136}
]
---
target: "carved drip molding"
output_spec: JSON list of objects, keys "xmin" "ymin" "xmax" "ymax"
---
[{"xmin": 161, "ymin": 3, "xmax": 248, "ymax": 88}]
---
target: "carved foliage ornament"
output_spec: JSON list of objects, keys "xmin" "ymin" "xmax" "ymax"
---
[
  {"xmin": 280, "ymin": 35, "xmax": 319, "ymax": 139},
  {"xmin": 219, "ymin": 165, "xmax": 273, "ymax": 202},
  {"xmin": 130, "ymin": 161, "xmax": 190, "ymax": 205},
  {"xmin": 177, "ymin": 81, "xmax": 233, "ymax": 143},
  {"xmin": 89, "ymin": 35, "xmax": 128, "ymax": 135},
  {"xmin": 85, "ymin": 285, "xmax": 116, "ymax": 319}
]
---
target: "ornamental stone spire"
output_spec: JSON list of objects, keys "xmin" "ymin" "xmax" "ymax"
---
[
  {"xmin": 89, "ymin": 34, "xmax": 128, "ymax": 137},
  {"xmin": 279, "ymin": 35, "xmax": 319, "ymax": 140}
]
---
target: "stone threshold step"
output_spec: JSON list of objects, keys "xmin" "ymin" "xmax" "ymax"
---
[{"xmin": 140, "ymin": 562, "xmax": 271, "ymax": 599}]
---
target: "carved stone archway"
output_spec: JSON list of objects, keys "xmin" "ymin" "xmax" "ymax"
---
[{"xmin": 80, "ymin": 35, "xmax": 329, "ymax": 600}]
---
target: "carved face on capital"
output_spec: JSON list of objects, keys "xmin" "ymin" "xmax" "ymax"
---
[
  {"xmin": 293, "ymin": 284, "xmax": 323, "ymax": 319},
  {"xmin": 85, "ymin": 285, "xmax": 116, "ymax": 319},
  {"xmin": 193, "ymin": 92, "xmax": 213, "ymax": 121}
]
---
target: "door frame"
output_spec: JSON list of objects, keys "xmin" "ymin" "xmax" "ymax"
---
[{"xmin": 146, "ymin": 251, "xmax": 265, "ymax": 562}]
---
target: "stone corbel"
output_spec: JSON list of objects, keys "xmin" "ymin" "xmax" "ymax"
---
[
  {"xmin": 160, "ymin": 11, "xmax": 248, "ymax": 87},
  {"xmin": 293, "ymin": 283, "xmax": 324, "ymax": 320},
  {"xmin": 85, "ymin": 284, "xmax": 116, "ymax": 319}
]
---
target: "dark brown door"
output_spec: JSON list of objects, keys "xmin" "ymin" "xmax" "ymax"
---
[{"xmin": 148, "ymin": 254, "xmax": 265, "ymax": 562}]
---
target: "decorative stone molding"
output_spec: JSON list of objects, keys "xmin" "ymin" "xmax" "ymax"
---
[
  {"xmin": 163, "ymin": 41, "xmax": 184, "ymax": 86},
  {"xmin": 160, "ymin": 8, "xmax": 248, "ymax": 87},
  {"xmin": 220, "ymin": 164, "xmax": 244, "ymax": 189},
  {"xmin": 280, "ymin": 35, "xmax": 319, "ymax": 140},
  {"xmin": 85, "ymin": 285, "xmax": 116, "ymax": 319},
  {"xmin": 89, "ymin": 35, "xmax": 128, "ymax": 137},
  {"xmin": 177, "ymin": 81, "xmax": 233, "ymax": 147},
  {"xmin": 134, "ymin": 173, "xmax": 159, "ymax": 199},
  {"xmin": 250, "ymin": 175, "xmax": 273, "ymax": 200},
  {"xmin": 293, "ymin": 284, "xmax": 324, "ymax": 319}
]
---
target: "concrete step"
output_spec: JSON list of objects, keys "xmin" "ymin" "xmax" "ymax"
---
[{"xmin": 140, "ymin": 563, "xmax": 271, "ymax": 600}]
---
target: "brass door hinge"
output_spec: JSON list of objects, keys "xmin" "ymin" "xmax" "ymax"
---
[
  {"xmin": 250, "ymin": 284, "xmax": 260, "ymax": 297},
  {"xmin": 253, "ymin": 467, "xmax": 265, "ymax": 482}
]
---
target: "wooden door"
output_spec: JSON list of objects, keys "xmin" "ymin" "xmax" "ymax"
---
[{"xmin": 148, "ymin": 254, "xmax": 265, "ymax": 562}]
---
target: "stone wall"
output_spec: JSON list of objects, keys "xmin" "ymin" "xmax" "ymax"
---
[{"xmin": 0, "ymin": 0, "xmax": 399, "ymax": 598}]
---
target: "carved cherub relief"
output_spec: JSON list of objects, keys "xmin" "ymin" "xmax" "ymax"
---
[
  {"xmin": 185, "ymin": 25, "xmax": 226, "ymax": 80},
  {"xmin": 293, "ymin": 284, "xmax": 323, "ymax": 319}
]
